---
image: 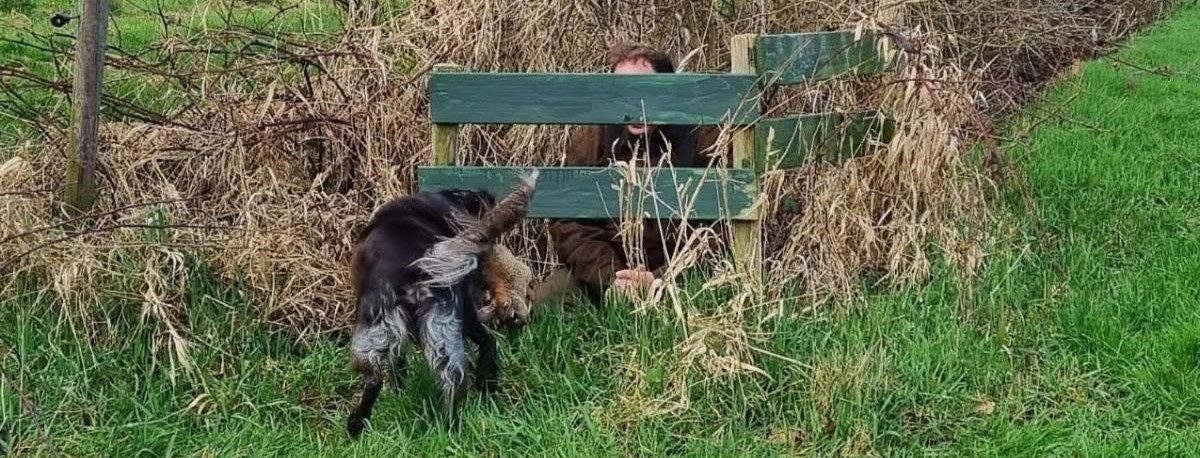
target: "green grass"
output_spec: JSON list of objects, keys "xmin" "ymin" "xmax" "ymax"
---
[
  {"xmin": 3, "ymin": 4, "xmax": 1200, "ymax": 456},
  {"xmin": 0, "ymin": 0, "xmax": 343, "ymax": 142}
]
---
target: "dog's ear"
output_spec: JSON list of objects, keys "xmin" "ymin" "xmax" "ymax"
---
[
  {"xmin": 438, "ymin": 189, "xmax": 495, "ymax": 216},
  {"xmin": 476, "ymin": 189, "xmax": 497, "ymax": 209},
  {"xmin": 465, "ymin": 190, "xmax": 496, "ymax": 216}
]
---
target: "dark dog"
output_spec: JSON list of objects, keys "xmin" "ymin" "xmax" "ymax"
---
[{"xmin": 346, "ymin": 171, "xmax": 538, "ymax": 438}]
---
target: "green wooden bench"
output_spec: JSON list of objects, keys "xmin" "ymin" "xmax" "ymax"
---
[{"xmin": 418, "ymin": 31, "xmax": 895, "ymax": 274}]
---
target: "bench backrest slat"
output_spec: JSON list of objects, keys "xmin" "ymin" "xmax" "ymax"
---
[
  {"xmin": 756, "ymin": 111, "xmax": 895, "ymax": 170},
  {"xmin": 429, "ymin": 73, "xmax": 761, "ymax": 125},
  {"xmin": 756, "ymin": 31, "xmax": 887, "ymax": 85},
  {"xmin": 417, "ymin": 166, "xmax": 758, "ymax": 221}
]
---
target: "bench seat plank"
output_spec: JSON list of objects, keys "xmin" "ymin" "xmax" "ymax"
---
[
  {"xmin": 756, "ymin": 111, "xmax": 895, "ymax": 170},
  {"xmin": 417, "ymin": 166, "xmax": 758, "ymax": 220}
]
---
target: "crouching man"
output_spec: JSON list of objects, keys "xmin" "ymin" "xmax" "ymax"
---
[{"xmin": 532, "ymin": 43, "xmax": 729, "ymax": 305}]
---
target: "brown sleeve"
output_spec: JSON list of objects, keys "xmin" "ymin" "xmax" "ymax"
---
[
  {"xmin": 562, "ymin": 125, "xmax": 604, "ymax": 166},
  {"xmin": 548, "ymin": 125, "xmax": 625, "ymax": 293},
  {"xmin": 548, "ymin": 220, "xmax": 625, "ymax": 290}
]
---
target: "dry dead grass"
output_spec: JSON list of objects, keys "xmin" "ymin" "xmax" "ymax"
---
[{"xmin": 0, "ymin": 0, "xmax": 1175, "ymax": 375}]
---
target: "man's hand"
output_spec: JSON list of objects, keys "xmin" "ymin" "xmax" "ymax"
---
[{"xmin": 613, "ymin": 268, "xmax": 655, "ymax": 295}]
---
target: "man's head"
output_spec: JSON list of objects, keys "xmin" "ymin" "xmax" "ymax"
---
[{"xmin": 608, "ymin": 43, "xmax": 674, "ymax": 136}]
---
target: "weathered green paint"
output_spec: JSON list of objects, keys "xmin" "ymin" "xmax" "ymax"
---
[
  {"xmin": 429, "ymin": 73, "xmax": 761, "ymax": 125},
  {"xmin": 755, "ymin": 31, "xmax": 887, "ymax": 85},
  {"xmin": 755, "ymin": 112, "xmax": 895, "ymax": 170},
  {"xmin": 431, "ymin": 64, "xmax": 462, "ymax": 166},
  {"xmin": 417, "ymin": 166, "xmax": 758, "ymax": 220}
]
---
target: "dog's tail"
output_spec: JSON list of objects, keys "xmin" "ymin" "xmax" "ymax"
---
[{"xmin": 413, "ymin": 170, "xmax": 539, "ymax": 288}]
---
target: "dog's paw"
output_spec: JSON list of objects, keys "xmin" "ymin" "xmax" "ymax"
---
[
  {"xmin": 477, "ymin": 376, "xmax": 501, "ymax": 395},
  {"xmin": 347, "ymin": 415, "xmax": 368, "ymax": 439}
]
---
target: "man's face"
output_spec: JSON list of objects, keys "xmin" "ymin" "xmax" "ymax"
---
[{"xmin": 613, "ymin": 57, "xmax": 656, "ymax": 136}]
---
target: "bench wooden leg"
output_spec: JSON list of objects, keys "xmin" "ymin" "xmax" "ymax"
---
[
  {"xmin": 730, "ymin": 34, "xmax": 763, "ymax": 285},
  {"xmin": 731, "ymin": 219, "xmax": 762, "ymax": 284}
]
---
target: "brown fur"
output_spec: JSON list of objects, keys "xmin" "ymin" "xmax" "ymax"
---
[{"xmin": 479, "ymin": 244, "xmax": 532, "ymax": 326}]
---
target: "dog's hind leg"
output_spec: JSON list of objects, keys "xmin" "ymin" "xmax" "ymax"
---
[
  {"xmin": 347, "ymin": 288, "xmax": 410, "ymax": 439},
  {"xmin": 387, "ymin": 343, "xmax": 409, "ymax": 392},
  {"xmin": 418, "ymin": 288, "xmax": 469, "ymax": 420},
  {"xmin": 347, "ymin": 353, "xmax": 384, "ymax": 439}
]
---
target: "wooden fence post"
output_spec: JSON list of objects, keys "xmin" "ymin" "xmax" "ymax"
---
[
  {"xmin": 876, "ymin": 0, "xmax": 905, "ymax": 61},
  {"xmin": 430, "ymin": 63, "xmax": 462, "ymax": 167},
  {"xmin": 63, "ymin": 0, "xmax": 110, "ymax": 215},
  {"xmin": 729, "ymin": 34, "xmax": 762, "ymax": 282},
  {"xmin": 876, "ymin": 0, "xmax": 905, "ymax": 24}
]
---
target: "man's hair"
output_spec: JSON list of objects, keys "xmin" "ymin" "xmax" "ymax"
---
[{"xmin": 608, "ymin": 43, "xmax": 675, "ymax": 73}]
